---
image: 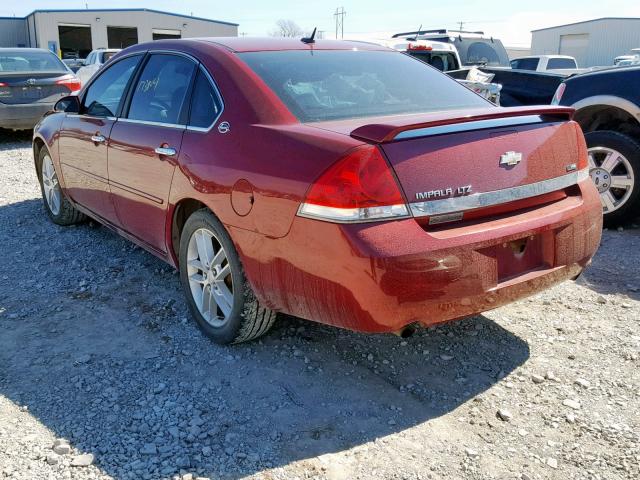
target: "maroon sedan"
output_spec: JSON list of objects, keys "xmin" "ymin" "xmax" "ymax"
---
[{"xmin": 33, "ymin": 38, "xmax": 602, "ymax": 344}]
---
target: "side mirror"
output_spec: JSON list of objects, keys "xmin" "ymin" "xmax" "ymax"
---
[{"xmin": 54, "ymin": 95, "xmax": 80, "ymax": 113}]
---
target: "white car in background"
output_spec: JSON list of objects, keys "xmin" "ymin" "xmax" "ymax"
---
[
  {"xmin": 614, "ymin": 48, "xmax": 640, "ymax": 65},
  {"xmin": 75, "ymin": 48, "xmax": 120, "ymax": 85}
]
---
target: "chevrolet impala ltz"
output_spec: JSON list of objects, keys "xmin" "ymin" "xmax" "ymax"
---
[{"xmin": 33, "ymin": 38, "xmax": 602, "ymax": 344}]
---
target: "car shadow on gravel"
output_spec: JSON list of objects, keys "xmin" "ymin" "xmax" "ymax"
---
[
  {"xmin": 578, "ymin": 226, "xmax": 640, "ymax": 301},
  {"xmin": 0, "ymin": 128, "xmax": 31, "ymax": 148},
  {"xmin": 0, "ymin": 198, "xmax": 531, "ymax": 479}
]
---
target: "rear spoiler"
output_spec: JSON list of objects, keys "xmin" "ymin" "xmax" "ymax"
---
[{"xmin": 350, "ymin": 106, "xmax": 575, "ymax": 143}]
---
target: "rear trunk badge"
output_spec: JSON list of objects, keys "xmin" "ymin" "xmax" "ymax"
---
[{"xmin": 500, "ymin": 151, "xmax": 523, "ymax": 167}]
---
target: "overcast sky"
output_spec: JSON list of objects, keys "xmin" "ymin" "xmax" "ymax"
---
[{"xmin": 2, "ymin": 1, "xmax": 640, "ymax": 46}]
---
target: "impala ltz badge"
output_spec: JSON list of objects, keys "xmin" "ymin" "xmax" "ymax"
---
[
  {"xmin": 416, "ymin": 185, "xmax": 472, "ymax": 200},
  {"xmin": 500, "ymin": 151, "xmax": 523, "ymax": 167}
]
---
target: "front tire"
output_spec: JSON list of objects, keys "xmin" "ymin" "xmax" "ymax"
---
[
  {"xmin": 585, "ymin": 130, "xmax": 640, "ymax": 227},
  {"xmin": 38, "ymin": 147, "xmax": 85, "ymax": 226},
  {"xmin": 179, "ymin": 209, "xmax": 276, "ymax": 344}
]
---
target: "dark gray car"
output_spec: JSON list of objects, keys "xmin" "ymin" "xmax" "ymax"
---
[{"xmin": 0, "ymin": 48, "xmax": 81, "ymax": 130}]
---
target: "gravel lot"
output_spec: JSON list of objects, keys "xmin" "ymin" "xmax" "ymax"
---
[{"xmin": 0, "ymin": 129, "xmax": 638, "ymax": 480}]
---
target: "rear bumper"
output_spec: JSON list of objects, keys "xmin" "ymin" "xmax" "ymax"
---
[
  {"xmin": 0, "ymin": 102, "xmax": 53, "ymax": 130},
  {"xmin": 232, "ymin": 178, "xmax": 602, "ymax": 333}
]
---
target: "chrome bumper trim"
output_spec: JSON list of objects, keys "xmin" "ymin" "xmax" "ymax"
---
[{"xmin": 409, "ymin": 169, "xmax": 589, "ymax": 217}]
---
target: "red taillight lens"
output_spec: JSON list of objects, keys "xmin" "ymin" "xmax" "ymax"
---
[
  {"xmin": 0, "ymin": 82, "xmax": 6, "ymax": 87},
  {"xmin": 298, "ymin": 145, "xmax": 409, "ymax": 222},
  {"xmin": 56, "ymin": 77, "xmax": 81, "ymax": 92},
  {"xmin": 551, "ymin": 83, "xmax": 566, "ymax": 105}
]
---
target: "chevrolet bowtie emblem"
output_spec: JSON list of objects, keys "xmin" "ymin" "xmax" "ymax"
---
[{"xmin": 500, "ymin": 151, "xmax": 523, "ymax": 167}]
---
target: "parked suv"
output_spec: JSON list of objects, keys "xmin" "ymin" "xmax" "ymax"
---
[
  {"xmin": 76, "ymin": 48, "xmax": 120, "ymax": 85},
  {"xmin": 553, "ymin": 66, "xmax": 640, "ymax": 225},
  {"xmin": 394, "ymin": 29, "xmax": 510, "ymax": 67}
]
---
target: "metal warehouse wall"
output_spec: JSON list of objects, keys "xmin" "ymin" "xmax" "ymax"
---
[
  {"xmin": 31, "ymin": 10, "xmax": 237, "ymax": 50},
  {"xmin": 532, "ymin": 18, "xmax": 640, "ymax": 67},
  {"xmin": 0, "ymin": 18, "xmax": 28, "ymax": 47}
]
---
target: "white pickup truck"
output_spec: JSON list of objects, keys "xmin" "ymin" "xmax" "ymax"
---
[
  {"xmin": 369, "ymin": 36, "xmax": 502, "ymax": 104},
  {"xmin": 509, "ymin": 55, "xmax": 583, "ymax": 75}
]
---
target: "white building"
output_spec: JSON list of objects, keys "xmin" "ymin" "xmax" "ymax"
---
[
  {"xmin": 0, "ymin": 8, "xmax": 238, "ymax": 58},
  {"xmin": 531, "ymin": 17, "xmax": 640, "ymax": 67}
]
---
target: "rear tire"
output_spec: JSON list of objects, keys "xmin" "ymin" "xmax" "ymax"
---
[
  {"xmin": 584, "ymin": 131, "xmax": 640, "ymax": 227},
  {"xmin": 179, "ymin": 209, "xmax": 276, "ymax": 344},
  {"xmin": 37, "ymin": 147, "xmax": 86, "ymax": 226}
]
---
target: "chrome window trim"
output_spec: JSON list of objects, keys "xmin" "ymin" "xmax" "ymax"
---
[
  {"xmin": 410, "ymin": 169, "xmax": 589, "ymax": 217},
  {"xmin": 394, "ymin": 115, "xmax": 545, "ymax": 140},
  {"xmin": 185, "ymin": 65, "xmax": 225, "ymax": 133},
  {"xmin": 123, "ymin": 50, "xmax": 199, "ymax": 127},
  {"xmin": 118, "ymin": 118, "xmax": 187, "ymax": 129}
]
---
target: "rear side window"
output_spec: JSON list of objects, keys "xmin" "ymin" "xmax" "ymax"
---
[
  {"xmin": 127, "ymin": 54, "xmax": 196, "ymax": 125},
  {"xmin": 547, "ymin": 58, "xmax": 577, "ymax": 69},
  {"xmin": 188, "ymin": 69, "xmax": 223, "ymax": 129},
  {"xmin": 510, "ymin": 58, "xmax": 539, "ymax": 70},
  {"xmin": 83, "ymin": 55, "xmax": 141, "ymax": 117},
  {"xmin": 239, "ymin": 50, "xmax": 488, "ymax": 122}
]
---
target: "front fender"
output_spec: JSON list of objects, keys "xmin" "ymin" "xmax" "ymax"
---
[{"xmin": 33, "ymin": 112, "xmax": 66, "ymax": 187}]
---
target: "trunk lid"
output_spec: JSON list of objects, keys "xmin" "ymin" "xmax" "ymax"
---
[
  {"xmin": 0, "ymin": 72, "xmax": 71, "ymax": 105},
  {"xmin": 310, "ymin": 106, "xmax": 585, "ymax": 225}
]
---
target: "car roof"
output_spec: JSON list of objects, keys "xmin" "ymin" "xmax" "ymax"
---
[
  {"xmin": 513, "ymin": 55, "xmax": 575, "ymax": 60},
  {"xmin": 193, "ymin": 37, "xmax": 390, "ymax": 53},
  {"xmin": 0, "ymin": 48, "xmax": 57, "ymax": 54}
]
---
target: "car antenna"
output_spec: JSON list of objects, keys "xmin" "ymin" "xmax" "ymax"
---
[
  {"xmin": 410, "ymin": 24, "xmax": 422, "ymax": 41},
  {"xmin": 301, "ymin": 27, "xmax": 317, "ymax": 44}
]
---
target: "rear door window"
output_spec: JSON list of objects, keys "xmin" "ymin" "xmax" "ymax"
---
[
  {"xmin": 82, "ymin": 54, "xmax": 141, "ymax": 117},
  {"xmin": 127, "ymin": 54, "xmax": 196, "ymax": 125},
  {"xmin": 188, "ymin": 68, "xmax": 223, "ymax": 129}
]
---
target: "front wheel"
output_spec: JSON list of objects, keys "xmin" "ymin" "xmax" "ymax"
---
[
  {"xmin": 179, "ymin": 209, "xmax": 276, "ymax": 344},
  {"xmin": 38, "ymin": 147, "xmax": 85, "ymax": 225},
  {"xmin": 585, "ymin": 130, "xmax": 640, "ymax": 227}
]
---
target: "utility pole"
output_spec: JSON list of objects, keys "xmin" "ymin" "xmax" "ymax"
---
[
  {"xmin": 457, "ymin": 21, "xmax": 465, "ymax": 32},
  {"xmin": 334, "ymin": 7, "xmax": 346, "ymax": 39}
]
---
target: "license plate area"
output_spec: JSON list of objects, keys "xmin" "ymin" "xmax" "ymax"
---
[
  {"xmin": 494, "ymin": 233, "xmax": 554, "ymax": 283},
  {"xmin": 21, "ymin": 88, "xmax": 42, "ymax": 99}
]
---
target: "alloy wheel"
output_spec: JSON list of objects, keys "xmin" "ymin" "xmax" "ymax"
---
[
  {"xmin": 41, "ymin": 154, "xmax": 62, "ymax": 216},
  {"xmin": 186, "ymin": 228, "xmax": 234, "ymax": 327},
  {"xmin": 588, "ymin": 146, "xmax": 635, "ymax": 214}
]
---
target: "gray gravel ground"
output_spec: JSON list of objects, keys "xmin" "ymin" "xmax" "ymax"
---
[{"xmin": 0, "ymin": 129, "xmax": 638, "ymax": 480}]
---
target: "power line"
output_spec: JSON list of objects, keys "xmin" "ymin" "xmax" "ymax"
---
[{"xmin": 334, "ymin": 7, "xmax": 346, "ymax": 39}]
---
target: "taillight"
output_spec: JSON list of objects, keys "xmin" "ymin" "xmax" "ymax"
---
[
  {"xmin": 0, "ymin": 82, "xmax": 6, "ymax": 87},
  {"xmin": 56, "ymin": 76, "xmax": 81, "ymax": 92},
  {"xmin": 551, "ymin": 83, "xmax": 566, "ymax": 105},
  {"xmin": 297, "ymin": 145, "xmax": 409, "ymax": 223}
]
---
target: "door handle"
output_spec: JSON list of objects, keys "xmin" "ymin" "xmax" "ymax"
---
[
  {"xmin": 91, "ymin": 134, "xmax": 106, "ymax": 144},
  {"xmin": 155, "ymin": 146, "xmax": 177, "ymax": 157}
]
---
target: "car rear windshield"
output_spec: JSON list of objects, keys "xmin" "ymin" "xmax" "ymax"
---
[
  {"xmin": 239, "ymin": 50, "xmax": 488, "ymax": 122},
  {"xmin": 0, "ymin": 51, "xmax": 67, "ymax": 73}
]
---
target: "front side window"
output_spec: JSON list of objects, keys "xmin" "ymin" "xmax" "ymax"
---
[
  {"xmin": 83, "ymin": 55, "xmax": 141, "ymax": 117},
  {"xmin": 240, "ymin": 50, "xmax": 488, "ymax": 122},
  {"xmin": 188, "ymin": 69, "xmax": 223, "ymax": 129},
  {"xmin": 127, "ymin": 54, "xmax": 196, "ymax": 125}
]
